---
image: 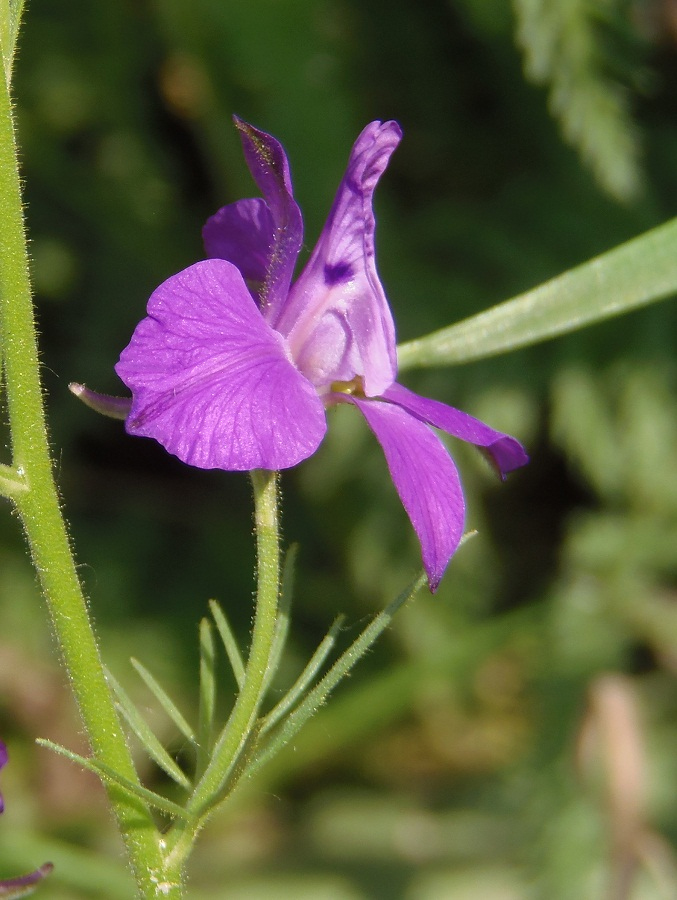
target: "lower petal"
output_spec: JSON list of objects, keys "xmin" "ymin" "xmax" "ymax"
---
[
  {"xmin": 116, "ymin": 260, "xmax": 327, "ymax": 471},
  {"xmin": 340, "ymin": 395, "xmax": 465, "ymax": 591},
  {"xmin": 383, "ymin": 383, "xmax": 529, "ymax": 477}
]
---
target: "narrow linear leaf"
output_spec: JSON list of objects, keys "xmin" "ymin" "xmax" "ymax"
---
[
  {"xmin": 104, "ymin": 668, "xmax": 190, "ymax": 789},
  {"xmin": 130, "ymin": 658, "xmax": 196, "ymax": 745},
  {"xmin": 247, "ymin": 572, "xmax": 427, "ymax": 777},
  {"xmin": 197, "ymin": 617, "xmax": 216, "ymax": 777},
  {"xmin": 261, "ymin": 544, "xmax": 297, "ymax": 695},
  {"xmin": 36, "ymin": 739, "xmax": 193, "ymax": 821},
  {"xmin": 397, "ymin": 217, "xmax": 677, "ymax": 370},
  {"xmin": 208, "ymin": 601, "xmax": 245, "ymax": 690},
  {"xmin": 1, "ymin": 0, "xmax": 25, "ymax": 88},
  {"xmin": 260, "ymin": 615, "xmax": 346, "ymax": 736},
  {"xmin": 0, "ymin": 462, "xmax": 27, "ymax": 498}
]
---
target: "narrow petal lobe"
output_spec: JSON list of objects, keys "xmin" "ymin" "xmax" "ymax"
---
[
  {"xmin": 383, "ymin": 383, "xmax": 529, "ymax": 477},
  {"xmin": 338, "ymin": 395, "xmax": 465, "ymax": 591},
  {"xmin": 234, "ymin": 118, "xmax": 303, "ymax": 320},
  {"xmin": 116, "ymin": 260, "xmax": 327, "ymax": 471}
]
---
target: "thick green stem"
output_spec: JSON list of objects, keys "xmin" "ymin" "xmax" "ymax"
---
[
  {"xmin": 167, "ymin": 469, "xmax": 281, "ymax": 867},
  {"xmin": 0, "ymin": 60, "xmax": 180, "ymax": 900}
]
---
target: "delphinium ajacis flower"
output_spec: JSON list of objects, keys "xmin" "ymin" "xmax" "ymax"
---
[
  {"xmin": 0, "ymin": 740, "xmax": 54, "ymax": 894},
  {"xmin": 114, "ymin": 117, "xmax": 528, "ymax": 590}
]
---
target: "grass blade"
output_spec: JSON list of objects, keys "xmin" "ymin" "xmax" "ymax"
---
[
  {"xmin": 260, "ymin": 616, "xmax": 345, "ymax": 735},
  {"xmin": 105, "ymin": 668, "xmax": 190, "ymax": 789},
  {"xmin": 37, "ymin": 739, "xmax": 193, "ymax": 821},
  {"xmin": 208, "ymin": 601, "xmax": 245, "ymax": 690},
  {"xmin": 196, "ymin": 617, "xmax": 216, "ymax": 777},
  {"xmin": 247, "ymin": 571, "xmax": 427, "ymax": 777},
  {"xmin": 130, "ymin": 658, "xmax": 196, "ymax": 745},
  {"xmin": 398, "ymin": 217, "xmax": 677, "ymax": 370}
]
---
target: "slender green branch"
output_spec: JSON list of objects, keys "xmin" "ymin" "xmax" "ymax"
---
[
  {"xmin": 166, "ymin": 469, "xmax": 281, "ymax": 867},
  {"xmin": 0, "ymin": 59, "xmax": 179, "ymax": 899}
]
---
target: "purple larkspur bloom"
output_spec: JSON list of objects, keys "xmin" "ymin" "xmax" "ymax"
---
[
  {"xmin": 0, "ymin": 740, "xmax": 54, "ymax": 895},
  {"xmin": 115, "ymin": 118, "xmax": 528, "ymax": 590}
]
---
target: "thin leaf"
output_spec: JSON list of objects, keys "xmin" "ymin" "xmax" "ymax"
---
[
  {"xmin": 197, "ymin": 617, "xmax": 216, "ymax": 777},
  {"xmin": 0, "ymin": 0, "xmax": 25, "ymax": 88},
  {"xmin": 261, "ymin": 544, "xmax": 297, "ymax": 695},
  {"xmin": 247, "ymin": 571, "xmax": 427, "ymax": 777},
  {"xmin": 260, "ymin": 615, "xmax": 346, "ymax": 736},
  {"xmin": 208, "ymin": 601, "xmax": 245, "ymax": 690},
  {"xmin": 0, "ymin": 462, "xmax": 26, "ymax": 498},
  {"xmin": 104, "ymin": 668, "xmax": 191, "ymax": 789},
  {"xmin": 397, "ymin": 217, "xmax": 677, "ymax": 370},
  {"xmin": 130, "ymin": 658, "xmax": 196, "ymax": 745},
  {"xmin": 36, "ymin": 739, "xmax": 193, "ymax": 821}
]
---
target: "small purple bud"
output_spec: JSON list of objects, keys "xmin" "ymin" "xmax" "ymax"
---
[
  {"xmin": 0, "ymin": 741, "xmax": 7, "ymax": 814},
  {"xmin": 0, "ymin": 863, "xmax": 54, "ymax": 897},
  {"xmin": 69, "ymin": 383, "xmax": 132, "ymax": 420}
]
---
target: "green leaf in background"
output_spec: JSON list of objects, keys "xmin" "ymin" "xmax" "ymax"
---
[
  {"xmin": 513, "ymin": 0, "xmax": 644, "ymax": 201},
  {"xmin": 397, "ymin": 216, "xmax": 677, "ymax": 370},
  {"xmin": 0, "ymin": 0, "xmax": 24, "ymax": 87}
]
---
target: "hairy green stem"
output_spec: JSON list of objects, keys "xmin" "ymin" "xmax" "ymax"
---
[
  {"xmin": 166, "ymin": 469, "xmax": 281, "ymax": 867},
  {"xmin": 0, "ymin": 60, "xmax": 179, "ymax": 900}
]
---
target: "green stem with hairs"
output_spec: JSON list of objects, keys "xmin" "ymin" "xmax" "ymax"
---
[
  {"xmin": 0, "ymin": 50, "xmax": 181, "ymax": 900},
  {"xmin": 166, "ymin": 469, "xmax": 281, "ymax": 868}
]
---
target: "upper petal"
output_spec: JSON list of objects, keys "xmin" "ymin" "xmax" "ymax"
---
[
  {"xmin": 234, "ymin": 118, "xmax": 303, "ymax": 321},
  {"xmin": 115, "ymin": 259, "xmax": 327, "ymax": 471},
  {"xmin": 338, "ymin": 395, "xmax": 464, "ymax": 591},
  {"xmin": 203, "ymin": 197, "xmax": 274, "ymax": 289},
  {"xmin": 383, "ymin": 383, "xmax": 529, "ymax": 477},
  {"xmin": 279, "ymin": 121, "xmax": 402, "ymax": 397}
]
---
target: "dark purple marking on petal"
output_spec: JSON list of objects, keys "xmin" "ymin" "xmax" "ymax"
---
[
  {"xmin": 202, "ymin": 198, "xmax": 274, "ymax": 290},
  {"xmin": 116, "ymin": 259, "xmax": 327, "ymax": 471},
  {"xmin": 234, "ymin": 118, "xmax": 303, "ymax": 322},
  {"xmin": 337, "ymin": 395, "xmax": 464, "ymax": 591},
  {"xmin": 382, "ymin": 383, "xmax": 529, "ymax": 478},
  {"xmin": 0, "ymin": 863, "xmax": 54, "ymax": 897},
  {"xmin": 323, "ymin": 261, "xmax": 353, "ymax": 285},
  {"xmin": 280, "ymin": 121, "xmax": 402, "ymax": 396}
]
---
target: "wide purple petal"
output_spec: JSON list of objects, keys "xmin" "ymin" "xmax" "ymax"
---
[
  {"xmin": 383, "ymin": 383, "xmax": 529, "ymax": 477},
  {"xmin": 337, "ymin": 395, "xmax": 464, "ymax": 591},
  {"xmin": 115, "ymin": 259, "xmax": 327, "ymax": 471},
  {"xmin": 234, "ymin": 118, "xmax": 303, "ymax": 322},
  {"xmin": 202, "ymin": 198, "xmax": 274, "ymax": 289},
  {"xmin": 279, "ymin": 121, "xmax": 402, "ymax": 397}
]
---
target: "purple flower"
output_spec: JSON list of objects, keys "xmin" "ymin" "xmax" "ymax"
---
[
  {"xmin": 115, "ymin": 118, "xmax": 528, "ymax": 590},
  {"xmin": 0, "ymin": 741, "xmax": 54, "ymax": 896}
]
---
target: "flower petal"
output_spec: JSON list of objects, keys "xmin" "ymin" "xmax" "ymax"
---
[
  {"xmin": 115, "ymin": 259, "xmax": 327, "ymax": 471},
  {"xmin": 338, "ymin": 395, "xmax": 464, "ymax": 591},
  {"xmin": 280, "ymin": 121, "xmax": 402, "ymax": 397},
  {"xmin": 383, "ymin": 383, "xmax": 529, "ymax": 477},
  {"xmin": 202, "ymin": 198, "xmax": 274, "ymax": 288},
  {"xmin": 234, "ymin": 118, "xmax": 303, "ymax": 322}
]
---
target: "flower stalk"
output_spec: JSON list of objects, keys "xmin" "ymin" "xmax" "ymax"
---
[
  {"xmin": 166, "ymin": 468, "xmax": 282, "ymax": 867},
  {"xmin": 0, "ymin": 44, "xmax": 179, "ymax": 900}
]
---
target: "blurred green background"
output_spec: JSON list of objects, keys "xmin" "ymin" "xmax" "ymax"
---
[{"xmin": 2, "ymin": 0, "xmax": 677, "ymax": 897}]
